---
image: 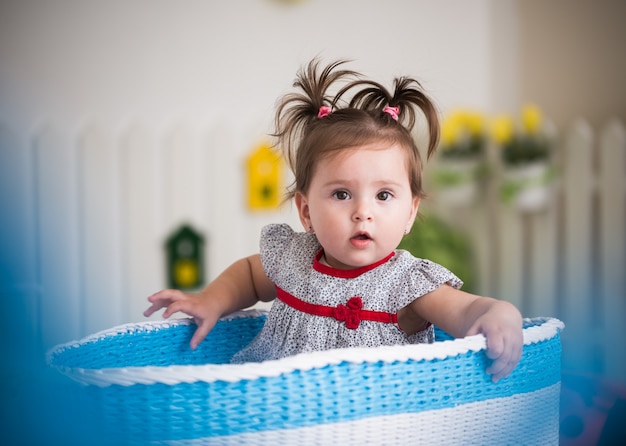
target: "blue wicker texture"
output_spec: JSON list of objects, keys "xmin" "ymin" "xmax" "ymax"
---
[
  {"xmin": 48, "ymin": 313, "xmax": 563, "ymax": 444},
  {"xmin": 53, "ymin": 315, "xmax": 266, "ymax": 368}
]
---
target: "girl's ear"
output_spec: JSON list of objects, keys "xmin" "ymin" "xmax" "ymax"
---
[
  {"xmin": 295, "ymin": 192, "xmax": 313, "ymax": 232},
  {"xmin": 406, "ymin": 196, "xmax": 420, "ymax": 231}
]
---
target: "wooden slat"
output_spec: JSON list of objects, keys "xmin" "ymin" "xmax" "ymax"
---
[
  {"xmin": 33, "ymin": 124, "xmax": 81, "ymax": 347},
  {"xmin": 561, "ymin": 119, "xmax": 595, "ymax": 372},
  {"xmin": 0, "ymin": 123, "xmax": 40, "ymax": 358},
  {"xmin": 527, "ymin": 207, "xmax": 558, "ymax": 318},
  {"xmin": 161, "ymin": 121, "xmax": 207, "ymax": 236},
  {"xmin": 523, "ymin": 121, "xmax": 559, "ymax": 318},
  {"xmin": 0, "ymin": 123, "xmax": 38, "ymax": 292},
  {"xmin": 496, "ymin": 203, "xmax": 524, "ymax": 310},
  {"xmin": 204, "ymin": 118, "xmax": 247, "ymax": 279},
  {"xmin": 119, "ymin": 121, "xmax": 162, "ymax": 322},
  {"xmin": 77, "ymin": 123, "xmax": 123, "ymax": 336},
  {"xmin": 598, "ymin": 119, "xmax": 626, "ymax": 380}
]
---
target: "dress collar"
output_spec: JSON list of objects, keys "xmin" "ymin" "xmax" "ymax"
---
[{"xmin": 312, "ymin": 249, "xmax": 395, "ymax": 278}]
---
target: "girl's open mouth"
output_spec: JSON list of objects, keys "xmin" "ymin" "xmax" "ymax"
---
[{"xmin": 350, "ymin": 232, "xmax": 372, "ymax": 248}]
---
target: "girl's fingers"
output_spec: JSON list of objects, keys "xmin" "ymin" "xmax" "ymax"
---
[
  {"xmin": 144, "ymin": 289, "xmax": 216, "ymax": 350},
  {"xmin": 486, "ymin": 334, "xmax": 523, "ymax": 382},
  {"xmin": 162, "ymin": 298, "xmax": 199, "ymax": 319},
  {"xmin": 487, "ymin": 357, "xmax": 511, "ymax": 382},
  {"xmin": 190, "ymin": 320, "xmax": 214, "ymax": 350},
  {"xmin": 143, "ymin": 299, "xmax": 170, "ymax": 317},
  {"xmin": 144, "ymin": 289, "xmax": 192, "ymax": 317},
  {"xmin": 148, "ymin": 289, "xmax": 187, "ymax": 303},
  {"xmin": 143, "ymin": 305, "xmax": 159, "ymax": 317},
  {"xmin": 485, "ymin": 331, "xmax": 505, "ymax": 360}
]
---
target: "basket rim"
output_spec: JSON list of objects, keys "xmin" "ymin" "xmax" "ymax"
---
[{"xmin": 47, "ymin": 312, "xmax": 564, "ymax": 387}]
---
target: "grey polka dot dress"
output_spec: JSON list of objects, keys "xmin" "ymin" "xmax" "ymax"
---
[{"xmin": 231, "ymin": 224, "xmax": 463, "ymax": 363}]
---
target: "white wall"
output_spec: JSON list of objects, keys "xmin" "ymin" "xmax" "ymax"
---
[{"xmin": 1, "ymin": 0, "xmax": 506, "ymax": 123}]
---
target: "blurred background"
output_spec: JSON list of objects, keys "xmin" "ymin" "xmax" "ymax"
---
[{"xmin": 1, "ymin": 0, "xmax": 625, "ymax": 444}]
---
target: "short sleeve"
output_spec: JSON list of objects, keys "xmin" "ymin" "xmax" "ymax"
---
[
  {"xmin": 410, "ymin": 258, "xmax": 464, "ymax": 292},
  {"xmin": 389, "ymin": 251, "xmax": 464, "ymax": 311},
  {"xmin": 259, "ymin": 224, "xmax": 293, "ymax": 281},
  {"xmin": 259, "ymin": 224, "xmax": 320, "ymax": 283}
]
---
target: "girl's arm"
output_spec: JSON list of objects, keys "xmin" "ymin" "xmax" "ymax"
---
[
  {"xmin": 144, "ymin": 254, "xmax": 275, "ymax": 349},
  {"xmin": 400, "ymin": 285, "xmax": 523, "ymax": 382}
]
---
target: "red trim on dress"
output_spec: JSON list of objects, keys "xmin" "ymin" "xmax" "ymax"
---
[
  {"xmin": 312, "ymin": 250, "xmax": 395, "ymax": 278},
  {"xmin": 275, "ymin": 286, "xmax": 398, "ymax": 330}
]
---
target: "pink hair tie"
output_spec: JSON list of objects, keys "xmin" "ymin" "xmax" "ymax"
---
[
  {"xmin": 317, "ymin": 105, "xmax": 332, "ymax": 118},
  {"xmin": 383, "ymin": 106, "xmax": 400, "ymax": 121}
]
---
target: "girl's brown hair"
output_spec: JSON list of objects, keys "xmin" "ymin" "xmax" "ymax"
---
[{"xmin": 273, "ymin": 59, "xmax": 440, "ymax": 200}]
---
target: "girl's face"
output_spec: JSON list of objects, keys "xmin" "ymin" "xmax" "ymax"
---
[{"xmin": 295, "ymin": 143, "xmax": 419, "ymax": 270}]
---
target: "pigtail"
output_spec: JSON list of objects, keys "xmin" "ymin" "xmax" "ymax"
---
[
  {"xmin": 338, "ymin": 77, "xmax": 440, "ymax": 160},
  {"xmin": 274, "ymin": 59, "xmax": 358, "ymax": 171},
  {"xmin": 390, "ymin": 77, "xmax": 440, "ymax": 160}
]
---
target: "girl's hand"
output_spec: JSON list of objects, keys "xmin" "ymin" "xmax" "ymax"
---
[
  {"xmin": 406, "ymin": 286, "xmax": 523, "ymax": 383},
  {"xmin": 143, "ymin": 254, "xmax": 275, "ymax": 350},
  {"xmin": 466, "ymin": 300, "xmax": 523, "ymax": 382},
  {"xmin": 144, "ymin": 289, "xmax": 221, "ymax": 350}
]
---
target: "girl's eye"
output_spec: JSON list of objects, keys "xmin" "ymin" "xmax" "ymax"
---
[
  {"xmin": 333, "ymin": 190, "xmax": 351, "ymax": 200},
  {"xmin": 377, "ymin": 191, "xmax": 392, "ymax": 201}
]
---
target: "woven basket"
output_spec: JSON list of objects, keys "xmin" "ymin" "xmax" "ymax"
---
[{"xmin": 48, "ymin": 311, "xmax": 564, "ymax": 445}]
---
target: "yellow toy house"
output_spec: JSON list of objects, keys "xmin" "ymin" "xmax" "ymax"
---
[{"xmin": 246, "ymin": 143, "xmax": 283, "ymax": 211}]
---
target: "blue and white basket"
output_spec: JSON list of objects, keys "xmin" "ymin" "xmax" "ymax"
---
[{"xmin": 48, "ymin": 311, "xmax": 564, "ymax": 445}]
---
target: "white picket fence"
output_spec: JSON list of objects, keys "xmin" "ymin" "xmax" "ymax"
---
[
  {"xmin": 1, "ymin": 117, "xmax": 624, "ymax": 382},
  {"xmin": 430, "ymin": 118, "xmax": 626, "ymax": 382},
  {"xmin": 0, "ymin": 116, "xmax": 299, "ymax": 354}
]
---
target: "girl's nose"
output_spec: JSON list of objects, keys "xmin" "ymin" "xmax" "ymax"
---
[{"xmin": 352, "ymin": 201, "xmax": 373, "ymax": 221}]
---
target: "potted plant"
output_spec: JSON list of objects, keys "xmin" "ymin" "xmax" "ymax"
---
[
  {"xmin": 434, "ymin": 109, "xmax": 488, "ymax": 206},
  {"xmin": 492, "ymin": 104, "xmax": 556, "ymax": 212}
]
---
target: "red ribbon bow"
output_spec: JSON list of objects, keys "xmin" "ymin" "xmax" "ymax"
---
[
  {"xmin": 275, "ymin": 287, "xmax": 399, "ymax": 329},
  {"xmin": 333, "ymin": 296, "xmax": 363, "ymax": 329}
]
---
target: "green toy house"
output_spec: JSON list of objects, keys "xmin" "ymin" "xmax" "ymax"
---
[{"xmin": 165, "ymin": 224, "xmax": 205, "ymax": 290}]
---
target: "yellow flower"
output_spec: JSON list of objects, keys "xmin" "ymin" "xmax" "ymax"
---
[
  {"xmin": 441, "ymin": 109, "xmax": 485, "ymax": 147},
  {"xmin": 491, "ymin": 115, "xmax": 514, "ymax": 145},
  {"xmin": 441, "ymin": 113, "xmax": 461, "ymax": 146},
  {"xmin": 465, "ymin": 111, "xmax": 484, "ymax": 137},
  {"xmin": 521, "ymin": 103, "xmax": 542, "ymax": 135}
]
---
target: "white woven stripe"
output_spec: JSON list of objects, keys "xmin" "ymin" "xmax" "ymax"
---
[
  {"xmin": 51, "ymin": 315, "xmax": 564, "ymax": 387},
  {"xmin": 160, "ymin": 383, "xmax": 561, "ymax": 446}
]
